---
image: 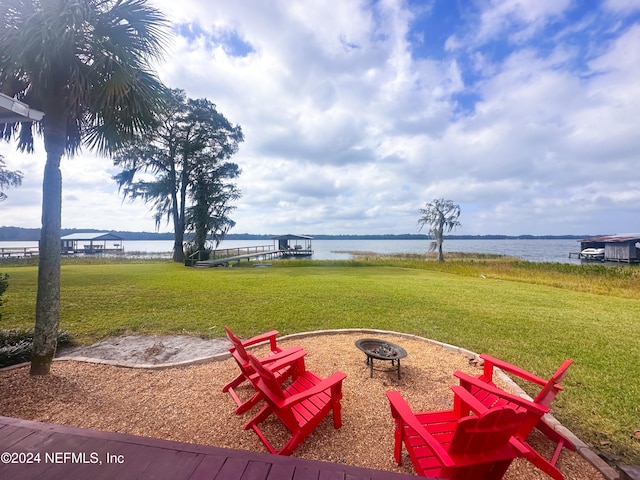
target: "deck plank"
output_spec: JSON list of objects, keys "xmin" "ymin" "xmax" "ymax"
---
[
  {"xmin": 140, "ymin": 448, "xmax": 205, "ymax": 479},
  {"xmin": 290, "ymin": 465, "xmax": 322, "ymax": 480},
  {"xmin": 264, "ymin": 462, "xmax": 295, "ymax": 480},
  {"xmin": 186, "ymin": 454, "xmax": 226, "ymax": 480},
  {"xmin": 215, "ymin": 456, "xmax": 252, "ymax": 479},
  {"xmin": 239, "ymin": 460, "xmax": 272, "ymax": 480},
  {"xmin": 0, "ymin": 423, "xmax": 34, "ymax": 447},
  {"xmin": 0, "ymin": 416, "xmax": 420, "ymax": 480},
  {"xmin": 318, "ymin": 470, "xmax": 345, "ymax": 480}
]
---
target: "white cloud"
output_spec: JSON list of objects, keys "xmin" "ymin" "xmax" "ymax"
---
[
  {"xmin": 476, "ymin": 0, "xmax": 574, "ymax": 45},
  {"xmin": 1, "ymin": 0, "xmax": 639, "ymax": 237},
  {"xmin": 603, "ymin": 0, "xmax": 640, "ymax": 15}
]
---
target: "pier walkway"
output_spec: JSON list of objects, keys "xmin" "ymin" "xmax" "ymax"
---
[
  {"xmin": 190, "ymin": 245, "xmax": 282, "ymax": 267},
  {"xmin": 191, "ymin": 244, "xmax": 312, "ymax": 267}
]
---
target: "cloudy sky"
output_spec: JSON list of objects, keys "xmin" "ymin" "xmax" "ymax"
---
[{"xmin": 1, "ymin": 0, "xmax": 640, "ymax": 236}]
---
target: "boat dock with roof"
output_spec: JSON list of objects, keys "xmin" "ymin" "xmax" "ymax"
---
[
  {"xmin": 61, "ymin": 232, "xmax": 125, "ymax": 255},
  {"xmin": 572, "ymin": 234, "xmax": 640, "ymax": 263}
]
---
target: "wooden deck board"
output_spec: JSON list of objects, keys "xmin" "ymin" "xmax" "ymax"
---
[
  {"xmin": 0, "ymin": 424, "xmax": 34, "ymax": 446},
  {"xmin": 188, "ymin": 455, "xmax": 226, "ymax": 480},
  {"xmin": 318, "ymin": 470, "xmax": 344, "ymax": 480},
  {"xmin": 290, "ymin": 465, "xmax": 324, "ymax": 480},
  {"xmin": 264, "ymin": 462, "xmax": 296, "ymax": 480},
  {"xmin": 0, "ymin": 416, "xmax": 420, "ymax": 480}
]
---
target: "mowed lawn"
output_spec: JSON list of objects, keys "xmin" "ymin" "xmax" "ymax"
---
[{"xmin": 1, "ymin": 260, "xmax": 639, "ymax": 463}]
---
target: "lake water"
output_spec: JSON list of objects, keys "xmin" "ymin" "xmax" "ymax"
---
[{"xmin": 0, "ymin": 238, "xmax": 585, "ymax": 263}]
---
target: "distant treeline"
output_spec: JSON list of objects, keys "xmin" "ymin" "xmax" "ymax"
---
[
  {"xmin": 0, "ymin": 227, "xmax": 174, "ymax": 241},
  {"xmin": 0, "ymin": 227, "xmax": 590, "ymax": 242},
  {"xmin": 292, "ymin": 234, "xmax": 590, "ymax": 240}
]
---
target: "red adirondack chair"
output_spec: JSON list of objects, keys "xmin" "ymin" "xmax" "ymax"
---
[
  {"xmin": 222, "ymin": 326, "xmax": 306, "ymax": 414},
  {"xmin": 244, "ymin": 353, "xmax": 347, "ymax": 455},
  {"xmin": 387, "ymin": 386, "xmax": 537, "ymax": 479},
  {"xmin": 454, "ymin": 354, "xmax": 575, "ymax": 480}
]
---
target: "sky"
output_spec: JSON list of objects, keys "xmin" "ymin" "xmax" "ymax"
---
[{"xmin": 1, "ymin": 0, "xmax": 640, "ymax": 236}]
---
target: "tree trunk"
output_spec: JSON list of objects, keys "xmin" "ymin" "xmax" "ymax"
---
[
  {"xmin": 172, "ymin": 231, "xmax": 184, "ymax": 262},
  {"xmin": 171, "ymin": 199, "xmax": 185, "ymax": 262},
  {"xmin": 435, "ymin": 224, "xmax": 445, "ymax": 262},
  {"xmin": 172, "ymin": 195, "xmax": 185, "ymax": 262},
  {"xmin": 172, "ymin": 163, "xmax": 189, "ymax": 263},
  {"xmin": 194, "ymin": 222, "xmax": 207, "ymax": 253},
  {"xmin": 30, "ymin": 132, "xmax": 64, "ymax": 375}
]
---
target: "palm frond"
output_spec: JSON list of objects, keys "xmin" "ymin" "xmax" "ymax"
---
[{"xmin": 1, "ymin": 0, "xmax": 170, "ymax": 156}]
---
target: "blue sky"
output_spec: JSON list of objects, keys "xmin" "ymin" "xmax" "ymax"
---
[{"xmin": 1, "ymin": 0, "xmax": 640, "ymax": 236}]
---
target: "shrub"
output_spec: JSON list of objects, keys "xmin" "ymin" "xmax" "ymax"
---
[
  {"xmin": 0, "ymin": 273, "xmax": 8, "ymax": 318},
  {"xmin": 0, "ymin": 329, "xmax": 73, "ymax": 368}
]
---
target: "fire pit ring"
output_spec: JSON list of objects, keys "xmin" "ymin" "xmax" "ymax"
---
[{"xmin": 355, "ymin": 338, "xmax": 407, "ymax": 379}]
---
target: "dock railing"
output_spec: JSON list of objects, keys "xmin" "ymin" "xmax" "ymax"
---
[
  {"xmin": 0, "ymin": 247, "xmax": 39, "ymax": 259},
  {"xmin": 186, "ymin": 245, "xmax": 279, "ymax": 267},
  {"xmin": 210, "ymin": 245, "xmax": 276, "ymax": 260}
]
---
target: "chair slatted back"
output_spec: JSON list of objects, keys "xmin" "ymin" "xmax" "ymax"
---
[
  {"xmin": 247, "ymin": 354, "xmax": 301, "ymax": 434},
  {"xmin": 532, "ymin": 359, "xmax": 573, "ymax": 408},
  {"xmin": 225, "ymin": 326, "xmax": 251, "ymax": 362},
  {"xmin": 449, "ymin": 406, "xmax": 525, "ymax": 457},
  {"xmin": 248, "ymin": 353, "xmax": 287, "ymax": 403}
]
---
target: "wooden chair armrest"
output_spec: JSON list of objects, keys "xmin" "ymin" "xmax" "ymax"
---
[
  {"xmin": 259, "ymin": 346, "xmax": 305, "ymax": 364},
  {"xmin": 451, "ymin": 385, "xmax": 491, "ymax": 416},
  {"xmin": 454, "ymin": 370, "xmax": 548, "ymax": 416},
  {"xmin": 241, "ymin": 330, "xmax": 280, "ymax": 348},
  {"xmin": 260, "ymin": 349, "xmax": 307, "ymax": 372},
  {"xmin": 386, "ymin": 391, "xmax": 455, "ymax": 468},
  {"xmin": 480, "ymin": 354, "xmax": 548, "ymax": 386},
  {"xmin": 282, "ymin": 372, "xmax": 347, "ymax": 407}
]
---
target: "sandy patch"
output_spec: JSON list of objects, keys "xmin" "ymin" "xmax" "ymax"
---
[{"xmin": 57, "ymin": 335, "xmax": 231, "ymax": 365}]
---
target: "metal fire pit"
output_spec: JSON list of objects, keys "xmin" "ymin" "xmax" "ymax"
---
[{"xmin": 355, "ymin": 338, "xmax": 407, "ymax": 379}]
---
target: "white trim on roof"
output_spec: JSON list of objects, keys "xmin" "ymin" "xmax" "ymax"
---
[
  {"xmin": 61, "ymin": 232, "xmax": 123, "ymax": 241},
  {"xmin": 0, "ymin": 92, "xmax": 44, "ymax": 123},
  {"xmin": 271, "ymin": 234, "xmax": 313, "ymax": 240}
]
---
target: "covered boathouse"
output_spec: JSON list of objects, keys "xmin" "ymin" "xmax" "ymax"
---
[
  {"xmin": 579, "ymin": 234, "xmax": 640, "ymax": 263},
  {"xmin": 61, "ymin": 232, "xmax": 124, "ymax": 255},
  {"xmin": 272, "ymin": 234, "xmax": 313, "ymax": 257}
]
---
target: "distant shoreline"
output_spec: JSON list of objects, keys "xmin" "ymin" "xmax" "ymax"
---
[{"xmin": 0, "ymin": 226, "xmax": 594, "ymax": 242}]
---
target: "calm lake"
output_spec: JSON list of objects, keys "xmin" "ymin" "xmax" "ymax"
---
[{"xmin": 0, "ymin": 238, "xmax": 586, "ymax": 264}]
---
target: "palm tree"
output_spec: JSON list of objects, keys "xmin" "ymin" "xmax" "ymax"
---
[
  {"xmin": 418, "ymin": 198, "xmax": 461, "ymax": 261},
  {"xmin": 0, "ymin": 0, "xmax": 169, "ymax": 375}
]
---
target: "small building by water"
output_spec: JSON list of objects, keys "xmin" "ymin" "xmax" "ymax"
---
[
  {"xmin": 61, "ymin": 232, "xmax": 124, "ymax": 255},
  {"xmin": 272, "ymin": 234, "xmax": 313, "ymax": 257},
  {"xmin": 579, "ymin": 234, "xmax": 640, "ymax": 263}
]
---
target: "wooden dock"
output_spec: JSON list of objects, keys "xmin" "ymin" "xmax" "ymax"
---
[
  {"xmin": 191, "ymin": 245, "xmax": 283, "ymax": 267},
  {"xmin": 195, "ymin": 250, "xmax": 282, "ymax": 267},
  {"xmin": 191, "ymin": 245, "xmax": 312, "ymax": 267},
  {"xmin": 0, "ymin": 416, "xmax": 417, "ymax": 480},
  {"xmin": 0, "ymin": 247, "xmax": 38, "ymax": 259}
]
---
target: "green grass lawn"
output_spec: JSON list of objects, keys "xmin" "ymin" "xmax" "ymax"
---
[{"xmin": 1, "ymin": 257, "xmax": 639, "ymax": 463}]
